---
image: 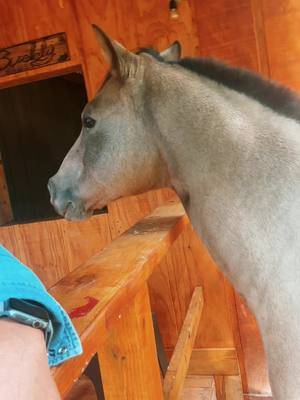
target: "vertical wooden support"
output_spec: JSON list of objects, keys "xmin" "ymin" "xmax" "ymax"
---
[
  {"xmin": 97, "ymin": 283, "xmax": 164, "ymax": 400},
  {"xmin": 214, "ymin": 376, "xmax": 243, "ymax": 400},
  {"xmin": 163, "ymin": 287, "xmax": 204, "ymax": 400}
]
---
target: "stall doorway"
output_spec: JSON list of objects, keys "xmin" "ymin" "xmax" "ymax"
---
[{"xmin": 0, "ymin": 73, "xmax": 87, "ymax": 223}]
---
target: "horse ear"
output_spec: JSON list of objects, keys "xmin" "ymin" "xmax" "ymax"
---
[
  {"xmin": 160, "ymin": 41, "xmax": 181, "ymax": 62},
  {"xmin": 92, "ymin": 24, "xmax": 139, "ymax": 79}
]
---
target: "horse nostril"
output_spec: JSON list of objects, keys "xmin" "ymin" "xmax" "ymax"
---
[
  {"xmin": 65, "ymin": 200, "xmax": 75, "ymax": 215},
  {"xmin": 66, "ymin": 200, "xmax": 74, "ymax": 208}
]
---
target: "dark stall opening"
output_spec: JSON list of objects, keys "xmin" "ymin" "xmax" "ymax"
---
[{"xmin": 0, "ymin": 72, "xmax": 92, "ymax": 224}]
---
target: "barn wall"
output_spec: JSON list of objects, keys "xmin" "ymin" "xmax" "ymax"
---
[
  {"xmin": 0, "ymin": 0, "xmax": 82, "ymax": 88},
  {"xmin": 0, "ymin": 1, "xmax": 299, "ymax": 397},
  {"xmin": 260, "ymin": 0, "xmax": 300, "ymax": 90}
]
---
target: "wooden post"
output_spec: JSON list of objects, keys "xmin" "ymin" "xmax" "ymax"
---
[
  {"xmin": 214, "ymin": 376, "xmax": 243, "ymax": 400},
  {"xmin": 163, "ymin": 287, "xmax": 204, "ymax": 400},
  {"xmin": 98, "ymin": 283, "xmax": 164, "ymax": 400}
]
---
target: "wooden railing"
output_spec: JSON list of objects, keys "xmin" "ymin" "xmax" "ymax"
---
[
  {"xmin": 50, "ymin": 203, "xmax": 195, "ymax": 399},
  {"xmin": 49, "ymin": 203, "xmax": 242, "ymax": 399}
]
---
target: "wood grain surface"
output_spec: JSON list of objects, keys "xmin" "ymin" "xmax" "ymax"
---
[
  {"xmin": 51, "ymin": 203, "xmax": 188, "ymax": 396},
  {"xmin": 0, "ymin": 32, "xmax": 70, "ymax": 77},
  {"xmin": 163, "ymin": 287, "xmax": 204, "ymax": 399},
  {"xmin": 98, "ymin": 284, "xmax": 164, "ymax": 400},
  {"xmin": 0, "ymin": 213, "xmax": 111, "ymax": 288},
  {"xmin": 181, "ymin": 375, "xmax": 216, "ymax": 400}
]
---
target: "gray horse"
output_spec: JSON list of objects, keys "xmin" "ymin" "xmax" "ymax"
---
[{"xmin": 48, "ymin": 25, "xmax": 300, "ymax": 399}]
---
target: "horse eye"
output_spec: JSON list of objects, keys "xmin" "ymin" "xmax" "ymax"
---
[{"xmin": 83, "ymin": 116, "xmax": 96, "ymax": 129}]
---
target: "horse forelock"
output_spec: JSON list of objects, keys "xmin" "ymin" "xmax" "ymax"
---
[{"xmin": 136, "ymin": 48, "xmax": 164, "ymax": 62}]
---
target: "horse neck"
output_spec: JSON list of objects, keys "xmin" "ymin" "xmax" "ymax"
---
[
  {"xmin": 147, "ymin": 64, "xmax": 297, "ymax": 201},
  {"xmin": 147, "ymin": 64, "xmax": 300, "ymax": 306}
]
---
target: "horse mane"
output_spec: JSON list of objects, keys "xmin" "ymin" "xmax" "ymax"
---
[{"xmin": 138, "ymin": 48, "xmax": 300, "ymax": 123}]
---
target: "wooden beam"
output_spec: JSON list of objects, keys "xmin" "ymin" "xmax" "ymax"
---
[
  {"xmin": 165, "ymin": 348, "xmax": 240, "ymax": 376},
  {"xmin": 51, "ymin": 203, "xmax": 188, "ymax": 396},
  {"xmin": 224, "ymin": 376, "xmax": 243, "ymax": 399},
  {"xmin": 163, "ymin": 287, "xmax": 204, "ymax": 400},
  {"xmin": 98, "ymin": 284, "xmax": 164, "ymax": 400},
  {"xmin": 189, "ymin": 349, "xmax": 240, "ymax": 376},
  {"xmin": 215, "ymin": 376, "xmax": 243, "ymax": 400},
  {"xmin": 215, "ymin": 376, "xmax": 225, "ymax": 400},
  {"xmin": 251, "ymin": 0, "xmax": 271, "ymax": 77},
  {"xmin": 180, "ymin": 375, "xmax": 216, "ymax": 400}
]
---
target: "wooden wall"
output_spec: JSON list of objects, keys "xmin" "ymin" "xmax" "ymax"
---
[
  {"xmin": 191, "ymin": 0, "xmax": 300, "ymax": 92},
  {"xmin": 0, "ymin": 1, "xmax": 299, "ymax": 398}
]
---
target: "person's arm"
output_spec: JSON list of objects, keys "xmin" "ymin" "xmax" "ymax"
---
[
  {"xmin": 0, "ymin": 319, "xmax": 60, "ymax": 400},
  {"xmin": 0, "ymin": 244, "xmax": 82, "ymax": 399},
  {"xmin": 0, "ymin": 245, "xmax": 82, "ymax": 367}
]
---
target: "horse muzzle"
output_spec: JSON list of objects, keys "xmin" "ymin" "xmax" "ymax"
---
[{"xmin": 47, "ymin": 178, "xmax": 91, "ymax": 221}]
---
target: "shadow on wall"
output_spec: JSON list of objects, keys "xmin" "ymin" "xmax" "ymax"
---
[{"xmin": 0, "ymin": 72, "xmax": 96, "ymax": 224}]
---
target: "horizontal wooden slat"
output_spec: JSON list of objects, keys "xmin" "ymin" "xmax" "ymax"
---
[
  {"xmin": 215, "ymin": 375, "xmax": 243, "ymax": 400},
  {"xmin": 165, "ymin": 348, "xmax": 240, "ymax": 376},
  {"xmin": 189, "ymin": 349, "xmax": 240, "ymax": 376},
  {"xmin": 163, "ymin": 287, "xmax": 204, "ymax": 400},
  {"xmin": 51, "ymin": 203, "xmax": 188, "ymax": 396},
  {"xmin": 180, "ymin": 375, "xmax": 216, "ymax": 400}
]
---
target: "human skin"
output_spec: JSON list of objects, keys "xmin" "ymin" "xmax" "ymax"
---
[{"xmin": 0, "ymin": 319, "xmax": 60, "ymax": 400}]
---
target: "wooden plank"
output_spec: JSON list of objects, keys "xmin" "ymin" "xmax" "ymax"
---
[
  {"xmin": 163, "ymin": 287, "xmax": 204, "ymax": 400},
  {"xmin": 234, "ymin": 293, "xmax": 272, "ymax": 396},
  {"xmin": 165, "ymin": 348, "xmax": 239, "ymax": 376},
  {"xmin": 0, "ymin": 61, "xmax": 81, "ymax": 90},
  {"xmin": 98, "ymin": 284, "xmax": 163, "ymax": 400},
  {"xmin": 224, "ymin": 376, "xmax": 243, "ymax": 400},
  {"xmin": 64, "ymin": 375, "xmax": 97, "ymax": 400},
  {"xmin": 180, "ymin": 375, "xmax": 216, "ymax": 400},
  {"xmin": 52, "ymin": 203, "xmax": 188, "ymax": 396},
  {"xmin": 251, "ymin": 0, "xmax": 271, "ymax": 77},
  {"xmin": 262, "ymin": 0, "xmax": 300, "ymax": 91},
  {"xmin": 223, "ymin": 281, "xmax": 248, "ymax": 393},
  {"xmin": 168, "ymin": 224, "xmax": 236, "ymax": 350},
  {"xmin": 0, "ymin": 33, "xmax": 70, "ymax": 77},
  {"xmin": 214, "ymin": 376, "xmax": 243, "ymax": 400},
  {"xmin": 188, "ymin": 349, "xmax": 239, "ymax": 376},
  {"xmin": 149, "ymin": 218, "xmax": 237, "ymax": 352},
  {"xmin": 0, "ymin": 213, "xmax": 111, "ymax": 288},
  {"xmin": 190, "ymin": 0, "xmax": 259, "ymax": 70},
  {"xmin": 214, "ymin": 376, "xmax": 226, "ymax": 400},
  {"xmin": 244, "ymin": 397, "xmax": 272, "ymax": 400},
  {"xmin": 0, "ymin": 0, "xmax": 82, "ymax": 89}
]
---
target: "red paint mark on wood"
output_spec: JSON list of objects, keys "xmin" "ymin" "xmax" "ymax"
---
[{"xmin": 69, "ymin": 296, "xmax": 99, "ymax": 319}]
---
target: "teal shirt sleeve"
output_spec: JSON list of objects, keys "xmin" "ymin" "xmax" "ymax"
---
[{"xmin": 0, "ymin": 245, "xmax": 82, "ymax": 367}]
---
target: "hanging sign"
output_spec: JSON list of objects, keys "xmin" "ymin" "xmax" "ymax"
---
[{"xmin": 0, "ymin": 32, "xmax": 70, "ymax": 77}]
